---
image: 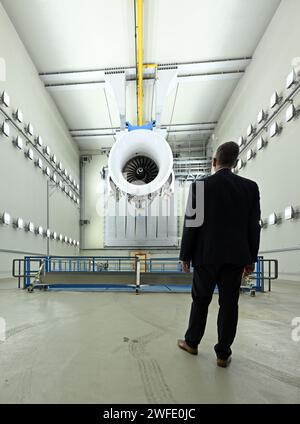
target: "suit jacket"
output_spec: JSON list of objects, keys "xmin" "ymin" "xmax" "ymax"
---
[{"xmin": 179, "ymin": 168, "xmax": 261, "ymax": 266}]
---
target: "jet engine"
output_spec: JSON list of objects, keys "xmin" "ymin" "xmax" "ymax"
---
[{"xmin": 108, "ymin": 128, "xmax": 174, "ymax": 208}]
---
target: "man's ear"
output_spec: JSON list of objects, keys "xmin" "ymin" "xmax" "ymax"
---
[{"xmin": 212, "ymin": 158, "xmax": 217, "ymax": 168}]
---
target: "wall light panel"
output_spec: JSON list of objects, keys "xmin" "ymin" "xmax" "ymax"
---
[
  {"xmin": 268, "ymin": 213, "xmax": 277, "ymax": 226},
  {"xmin": 1, "ymin": 121, "xmax": 10, "ymax": 137},
  {"xmin": 270, "ymin": 92, "xmax": 280, "ymax": 108},
  {"xmin": 1, "ymin": 91, "xmax": 10, "ymax": 107},
  {"xmin": 257, "ymin": 109, "xmax": 267, "ymax": 124},
  {"xmin": 257, "ymin": 136, "xmax": 266, "ymax": 151},
  {"xmin": 286, "ymin": 104, "xmax": 296, "ymax": 122},
  {"xmin": 284, "ymin": 206, "xmax": 294, "ymax": 220},
  {"xmin": 2, "ymin": 212, "xmax": 11, "ymax": 225},
  {"xmin": 286, "ymin": 69, "xmax": 296, "ymax": 89},
  {"xmin": 36, "ymin": 135, "xmax": 43, "ymax": 147},
  {"xmin": 269, "ymin": 122, "xmax": 280, "ymax": 138},
  {"xmin": 26, "ymin": 148, "xmax": 34, "ymax": 160},
  {"xmin": 14, "ymin": 109, "xmax": 23, "ymax": 123},
  {"xmin": 14, "ymin": 136, "xmax": 23, "ymax": 150}
]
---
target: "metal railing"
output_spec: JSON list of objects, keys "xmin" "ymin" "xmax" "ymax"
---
[
  {"xmin": 255, "ymin": 257, "xmax": 279, "ymax": 292},
  {"xmin": 12, "ymin": 255, "xmax": 278, "ymax": 294},
  {"xmin": 12, "ymin": 258, "xmax": 45, "ymax": 289}
]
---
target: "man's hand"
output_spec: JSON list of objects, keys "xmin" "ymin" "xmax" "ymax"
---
[
  {"xmin": 182, "ymin": 261, "xmax": 191, "ymax": 273},
  {"xmin": 243, "ymin": 263, "xmax": 255, "ymax": 277}
]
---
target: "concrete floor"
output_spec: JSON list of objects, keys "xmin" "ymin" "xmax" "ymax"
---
[{"xmin": 0, "ymin": 279, "xmax": 299, "ymax": 404}]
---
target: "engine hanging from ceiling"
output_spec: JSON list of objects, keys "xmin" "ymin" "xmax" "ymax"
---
[
  {"xmin": 107, "ymin": 1, "xmax": 174, "ymax": 208},
  {"xmin": 107, "ymin": 123, "xmax": 174, "ymax": 208}
]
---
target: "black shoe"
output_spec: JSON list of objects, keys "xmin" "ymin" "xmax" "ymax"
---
[{"xmin": 217, "ymin": 357, "xmax": 232, "ymax": 368}]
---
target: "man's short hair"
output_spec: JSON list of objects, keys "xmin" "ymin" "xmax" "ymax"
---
[{"xmin": 215, "ymin": 142, "xmax": 239, "ymax": 168}]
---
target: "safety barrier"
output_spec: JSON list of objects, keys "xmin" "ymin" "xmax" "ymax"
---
[{"xmin": 12, "ymin": 255, "xmax": 278, "ymax": 294}]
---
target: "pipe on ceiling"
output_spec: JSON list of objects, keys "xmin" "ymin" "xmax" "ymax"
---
[{"xmin": 137, "ymin": 0, "xmax": 144, "ymax": 126}]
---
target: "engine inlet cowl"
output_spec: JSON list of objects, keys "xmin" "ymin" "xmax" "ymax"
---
[{"xmin": 108, "ymin": 129, "xmax": 174, "ymax": 206}]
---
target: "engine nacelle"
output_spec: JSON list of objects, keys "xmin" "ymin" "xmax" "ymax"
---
[{"xmin": 108, "ymin": 129, "xmax": 174, "ymax": 208}]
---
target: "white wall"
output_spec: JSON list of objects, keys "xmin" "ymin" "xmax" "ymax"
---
[
  {"xmin": 209, "ymin": 0, "xmax": 300, "ymax": 280},
  {"xmin": 0, "ymin": 4, "xmax": 80, "ymax": 278}
]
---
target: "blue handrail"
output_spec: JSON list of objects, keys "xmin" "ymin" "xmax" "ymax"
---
[{"xmin": 22, "ymin": 255, "xmax": 267, "ymax": 291}]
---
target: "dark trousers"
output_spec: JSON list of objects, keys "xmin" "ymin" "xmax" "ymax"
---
[{"xmin": 185, "ymin": 264, "xmax": 244, "ymax": 360}]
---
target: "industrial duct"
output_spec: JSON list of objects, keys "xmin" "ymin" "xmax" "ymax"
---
[{"xmin": 108, "ymin": 129, "xmax": 174, "ymax": 207}]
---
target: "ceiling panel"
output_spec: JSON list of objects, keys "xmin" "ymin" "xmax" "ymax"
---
[
  {"xmin": 1, "ymin": 0, "xmax": 135, "ymax": 72},
  {"xmin": 144, "ymin": 0, "xmax": 281, "ymax": 64},
  {"xmin": 1, "ymin": 0, "xmax": 281, "ymax": 151},
  {"xmin": 49, "ymin": 86, "xmax": 120, "ymax": 129},
  {"xmin": 163, "ymin": 78, "xmax": 240, "ymax": 125}
]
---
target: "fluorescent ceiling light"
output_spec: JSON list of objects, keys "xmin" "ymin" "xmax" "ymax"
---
[
  {"xmin": 44, "ymin": 166, "xmax": 50, "ymax": 177},
  {"xmin": 51, "ymin": 154, "xmax": 57, "ymax": 164},
  {"xmin": 284, "ymin": 206, "xmax": 294, "ymax": 220},
  {"xmin": 77, "ymin": 184, "xmax": 80, "ymax": 191},
  {"xmin": 1, "ymin": 121, "xmax": 10, "ymax": 137},
  {"xmin": 64, "ymin": 169, "xmax": 68, "ymax": 178},
  {"xmin": 77, "ymin": 241, "xmax": 80, "ymax": 247},
  {"xmin": 59, "ymin": 234, "xmax": 63, "ymax": 241},
  {"xmin": 52, "ymin": 231, "xmax": 57, "ymax": 240},
  {"xmin": 52, "ymin": 173, "xmax": 57, "ymax": 183},
  {"xmin": 69, "ymin": 237, "xmax": 72, "ymax": 244},
  {"xmin": 1, "ymin": 91, "xmax": 10, "ymax": 107},
  {"xmin": 64, "ymin": 236, "xmax": 68, "ymax": 243},
  {"xmin": 259, "ymin": 219, "xmax": 265, "ymax": 228},
  {"xmin": 46, "ymin": 229, "xmax": 51, "ymax": 238},
  {"xmin": 64, "ymin": 185, "xmax": 68, "ymax": 193},
  {"xmin": 58, "ymin": 162, "xmax": 63, "ymax": 171},
  {"xmin": 59, "ymin": 180, "xmax": 63, "ymax": 189},
  {"xmin": 2, "ymin": 212, "xmax": 11, "ymax": 225}
]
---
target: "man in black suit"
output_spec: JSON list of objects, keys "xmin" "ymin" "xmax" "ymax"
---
[{"xmin": 178, "ymin": 142, "xmax": 261, "ymax": 367}]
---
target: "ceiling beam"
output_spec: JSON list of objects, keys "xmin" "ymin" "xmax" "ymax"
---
[
  {"xmin": 69, "ymin": 122, "xmax": 217, "ymax": 132},
  {"xmin": 69, "ymin": 121, "xmax": 217, "ymax": 139},
  {"xmin": 40, "ymin": 57, "xmax": 251, "ymax": 87},
  {"xmin": 39, "ymin": 57, "xmax": 251, "ymax": 76}
]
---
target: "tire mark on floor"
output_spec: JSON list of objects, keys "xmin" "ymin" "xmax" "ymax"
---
[
  {"xmin": 243, "ymin": 358, "xmax": 300, "ymax": 389},
  {"xmin": 128, "ymin": 331, "xmax": 177, "ymax": 404}
]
